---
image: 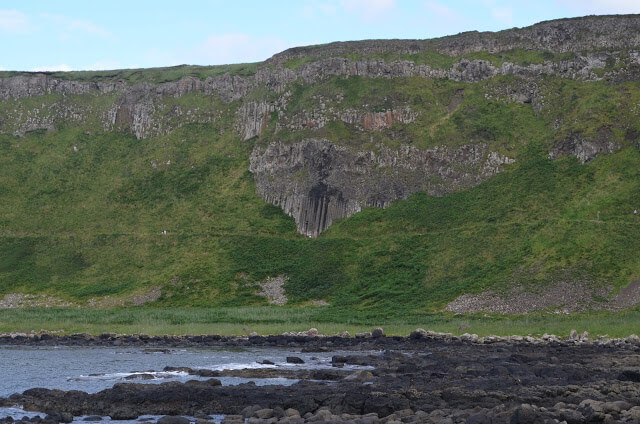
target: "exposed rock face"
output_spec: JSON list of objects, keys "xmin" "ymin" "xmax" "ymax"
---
[
  {"xmin": 549, "ymin": 132, "xmax": 620, "ymax": 163},
  {"xmin": 3, "ymin": 41, "xmax": 639, "ymax": 139},
  {"xmin": 269, "ymin": 52, "xmax": 639, "ymax": 85},
  {"xmin": 340, "ymin": 108, "xmax": 416, "ymax": 131},
  {"xmin": 276, "ymin": 105, "xmax": 417, "ymax": 133},
  {"xmin": 0, "ymin": 73, "xmax": 251, "ymax": 139},
  {"xmin": 250, "ymin": 139, "xmax": 514, "ymax": 237},
  {"xmin": 235, "ymin": 101, "xmax": 275, "ymax": 141}
]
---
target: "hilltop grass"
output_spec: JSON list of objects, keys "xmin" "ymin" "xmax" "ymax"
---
[
  {"xmin": 1, "ymin": 307, "xmax": 639, "ymax": 338},
  {"xmin": 0, "ymin": 63, "xmax": 260, "ymax": 84}
]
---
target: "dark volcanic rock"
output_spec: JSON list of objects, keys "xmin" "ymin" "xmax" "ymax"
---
[
  {"xmin": 249, "ymin": 139, "xmax": 513, "ymax": 237},
  {"xmin": 4, "ymin": 336, "xmax": 640, "ymax": 423},
  {"xmin": 156, "ymin": 416, "xmax": 190, "ymax": 424}
]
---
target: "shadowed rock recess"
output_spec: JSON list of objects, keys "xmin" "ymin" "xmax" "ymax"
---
[
  {"xmin": 2, "ymin": 15, "xmax": 640, "ymax": 236},
  {"xmin": 249, "ymin": 139, "xmax": 513, "ymax": 237}
]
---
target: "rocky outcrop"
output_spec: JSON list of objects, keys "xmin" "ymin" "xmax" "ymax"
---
[
  {"xmin": 0, "ymin": 73, "xmax": 251, "ymax": 102},
  {"xmin": 250, "ymin": 139, "xmax": 514, "ymax": 237},
  {"xmin": 266, "ymin": 52, "xmax": 637, "ymax": 85},
  {"xmin": 549, "ymin": 131, "xmax": 621, "ymax": 163},
  {"xmin": 0, "ymin": 73, "xmax": 252, "ymax": 138},
  {"xmin": 2, "ymin": 35, "xmax": 639, "ymax": 139},
  {"xmin": 340, "ymin": 108, "xmax": 416, "ymax": 131},
  {"xmin": 0, "ymin": 74, "xmax": 119, "ymax": 99},
  {"xmin": 234, "ymin": 101, "xmax": 275, "ymax": 140},
  {"xmin": 276, "ymin": 104, "xmax": 416, "ymax": 133},
  {"xmin": 3, "ymin": 50, "xmax": 639, "ymax": 139},
  {"xmin": 267, "ymin": 15, "xmax": 640, "ymax": 64}
]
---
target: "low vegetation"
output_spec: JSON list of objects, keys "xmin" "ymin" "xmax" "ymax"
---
[
  {"xmin": 0, "ymin": 63, "xmax": 259, "ymax": 84},
  {"xmin": 1, "ymin": 307, "xmax": 640, "ymax": 338},
  {"xmin": 1, "ymin": 40, "xmax": 640, "ymax": 334}
]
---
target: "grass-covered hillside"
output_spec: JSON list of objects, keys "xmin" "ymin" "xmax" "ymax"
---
[{"xmin": 2, "ymin": 16, "xmax": 640, "ymax": 321}]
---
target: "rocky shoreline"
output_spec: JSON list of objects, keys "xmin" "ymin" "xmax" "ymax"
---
[
  {"xmin": 1, "ymin": 328, "xmax": 640, "ymax": 348},
  {"xmin": 2, "ymin": 330, "xmax": 640, "ymax": 423}
]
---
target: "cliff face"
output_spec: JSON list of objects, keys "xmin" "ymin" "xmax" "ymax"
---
[
  {"xmin": 2, "ymin": 15, "xmax": 640, "ymax": 237},
  {"xmin": 249, "ymin": 140, "xmax": 513, "ymax": 237}
]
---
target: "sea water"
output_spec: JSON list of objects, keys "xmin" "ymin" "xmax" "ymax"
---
[{"xmin": 0, "ymin": 345, "xmax": 375, "ymax": 422}]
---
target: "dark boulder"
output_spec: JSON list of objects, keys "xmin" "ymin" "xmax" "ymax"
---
[{"xmin": 157, "ymin": 416, "xmax": 190, "ymax": 424}]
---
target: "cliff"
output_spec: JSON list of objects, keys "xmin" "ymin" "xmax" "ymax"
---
[
  {"xmin": 1, "ymin": 15, "xmax": 640, "ymax": 312},
  {"xmin": 2, "ymin": 15, "xmax": 640, "ymax": 237}
]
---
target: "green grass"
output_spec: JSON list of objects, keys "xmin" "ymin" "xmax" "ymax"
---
[
  {"xmin": 0, "ymin": 63, "xmax": 260, "ymax": 84},
  {"xmin": 1, "ymin": 307, "xmax": 639, "ymax": 338},
  {"xmin": 283, "ymin": 56, "xmax": 320, "ymax": 70}
]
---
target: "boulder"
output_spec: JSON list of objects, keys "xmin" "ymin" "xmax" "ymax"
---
[
  {"xmin": 157, "ymin": 416, "xmax": 190, "ymax": 424},
  {"xmin": 372, "ymin": 328, "xmax": 385, "ymax": 338}
]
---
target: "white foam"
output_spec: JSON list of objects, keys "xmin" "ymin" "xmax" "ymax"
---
[
  {"xmin": 205, "ymin": 362, "xmax": 277, "ymax": 371},
  {"xmin": 71, "ymin": 370, "xmax": 189, "ymax": 381}
]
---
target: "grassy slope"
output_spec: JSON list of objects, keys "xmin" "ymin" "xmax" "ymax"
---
[{"xmin": 0, "ymin": 61, "xmax": 640, "ymax": 323}]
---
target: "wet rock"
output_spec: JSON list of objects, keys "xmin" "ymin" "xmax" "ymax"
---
[
  {"xmin": 332, "ymin": 355, "xmax": 348, "ymax": 364},
  {"xmin": 44, "ymin": 413, "xmax": 72, "ymax": 424},
  {"xmin": 108, "ymin": 407, "xmax": 138, "ymax": 420},
  {"xmin": 343, "ymin": 370, "xmax": 374, "ymax": 383},
  {"xmin": 220, "ymin": 415, "xmax": 244, "ymax": 424},
  {"xmin": 125, "ymin": 373, "xmax": 154, "ymax": 380},
  {"xmin": 241, "ymin": 406, "xmax": 264, "ymax": 418},
  {"xmin": 284, "ymin": 409, "xmax": 300, "ymax": 418},
  {"xmin": 156, "ymin": 416, "xmax": 190, "ymax": 424},
  {"xmin": 623, "ymin": 406, "xmax": 640, "ymax": 421},
  {"xmin": 617, "ymin": 370, "xmax": 640, "ymax": 382},
  {"xmin": 556, "ymin": 408, "xmax": 584, "ymax": 424},
  {"xmin": 510, "ymin": 404, "xmax": 541, "ymax": 424},
  {"xmin": 286, "ymin": 356, "xmax": 305, "ymax": 364},
  {"xmin": 253, "ymin": 409, "xmax": 275, "ymax": 420}
]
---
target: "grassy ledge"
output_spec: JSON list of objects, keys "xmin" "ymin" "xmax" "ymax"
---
[{"xmin": 1, "ymin": 307, "xmax": 640, "ymax": 338}]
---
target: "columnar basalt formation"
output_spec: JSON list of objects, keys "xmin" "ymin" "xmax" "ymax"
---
[{"xmin": 249, "ymin": 139, "xmax": 514, "ymax": 237}]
